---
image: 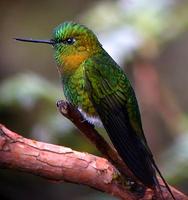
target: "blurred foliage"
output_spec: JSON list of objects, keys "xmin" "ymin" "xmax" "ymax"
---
[
  {"xmin": 162, "ymin": 133, "xmax": 188, "ymax": 187},
  {"xmin": 0, "ymin": 0, "xmax": 188, "ymax": 199}
]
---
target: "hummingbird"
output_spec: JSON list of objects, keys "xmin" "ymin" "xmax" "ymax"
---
[{"xmin": 15, "ymin": 22, "xmax": 176, "ymax": 199}]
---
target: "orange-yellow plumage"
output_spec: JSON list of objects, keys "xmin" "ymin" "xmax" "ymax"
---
[{"xmin": 60, "ymin": 53, "xmax": 89, "ymax": 73}]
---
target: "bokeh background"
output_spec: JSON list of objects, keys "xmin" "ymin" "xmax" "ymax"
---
[{"xmin": 0, "ymin": 0, "xmax": 188, "ymax": 199}]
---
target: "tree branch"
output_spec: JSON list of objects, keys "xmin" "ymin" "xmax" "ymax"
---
[
  {"xmin": 0, "ymin": 123, "xmax": 139, "ymax": 200},
  {"xmin": 0, "ymin": 101, "xmax": 187, "ymax": 200}
]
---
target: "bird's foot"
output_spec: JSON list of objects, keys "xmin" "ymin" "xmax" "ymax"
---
[
  {"xmin": 125, "ymin": 178, "xmax": 146, "ymax": 198},
  {"xmin": 56, "ymin": 100, "xmax": 69, "ymax": 114}
]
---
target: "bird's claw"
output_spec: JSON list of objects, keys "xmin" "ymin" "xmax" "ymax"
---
[{"xmin": 56, "ymin": 100, "xmax": 69, "ymax": 114}]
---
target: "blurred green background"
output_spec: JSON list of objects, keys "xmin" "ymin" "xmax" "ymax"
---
[{"xmin": 0, "ymin": 0, "xmax": 188, "ymax": 199}]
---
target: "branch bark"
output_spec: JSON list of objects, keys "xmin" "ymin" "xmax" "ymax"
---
[
  {"xmin": 0, "ymin": 123, "xmax": 139, "ymax": 200},
  {"xmin": 0, "ymin": 101, "xmax": 187, "ymax": 200}
]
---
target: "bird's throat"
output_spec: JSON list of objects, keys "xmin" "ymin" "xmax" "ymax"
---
[{"xmin": 58, "ymin": 53, "xmax": 89, "ymax": 74}]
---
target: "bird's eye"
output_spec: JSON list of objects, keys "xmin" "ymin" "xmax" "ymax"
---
[{"xmin": 63, "ymin": 37, "xmax": 75, "ymax": 45}]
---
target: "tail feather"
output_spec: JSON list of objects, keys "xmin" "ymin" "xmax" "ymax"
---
[
  {"xmin": 152, "ymin": 159, "xmax": 176, "ymax": 200},
  {"xmin": 153, "ymin": 174, "xmax": 166, "ymax": 200}
]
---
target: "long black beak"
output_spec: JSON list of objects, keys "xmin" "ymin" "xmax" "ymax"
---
[{"xmin": 14, "ymin": 38, "xmax": 55, "ymax": 45}]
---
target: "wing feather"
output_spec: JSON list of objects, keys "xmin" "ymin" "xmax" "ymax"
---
[
  {"xmin": 84, "ymin": 58, "xmax": 156, "ymax": 186},
  {"xmin": 83, "ymin": 54, "xmax": 176, "ymax": 199}
]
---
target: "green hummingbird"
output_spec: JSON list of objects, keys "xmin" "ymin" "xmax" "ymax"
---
[{"xmin": 15, "ymin": 22, "xmax": 176, "ymax": 199}]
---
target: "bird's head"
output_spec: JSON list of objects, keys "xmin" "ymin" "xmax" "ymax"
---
[{"xmin": 15, "ymin": 22, "xmax": 102, "ymax": 73}]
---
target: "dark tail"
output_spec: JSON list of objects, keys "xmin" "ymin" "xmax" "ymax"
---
[
  {"xmin": 153, "ymin": 176, "xmax": 165, "ymax": 200},
  {"xmin": 152, "ymin": 159, "xmax": 176, "ymax": 200}
]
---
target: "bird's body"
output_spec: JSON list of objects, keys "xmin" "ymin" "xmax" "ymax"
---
[
  {"xmin": 53, "ymin": 22, "xmax": 156, "ymax": 186},
  {"xmin": 15, "ymin": 22, "xmax": 176, "ymax": 199},
  {"xmin": 62, "ymin": 49, "xmax": 142, "ymax": 129}
]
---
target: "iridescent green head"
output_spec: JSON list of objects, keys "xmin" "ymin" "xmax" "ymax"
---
[
  {"xmin": 15, "ymin": 22, "xmax": 102, "ymax": 72},
  {"xmin": 52, "ymin": 22, "xmax": 101, "ymax": 64}
]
